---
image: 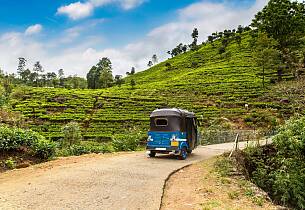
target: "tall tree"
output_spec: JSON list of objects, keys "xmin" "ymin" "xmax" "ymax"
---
[
  {"xmin": 87, "ymin": 66, "xmax": 99, "ymax": 89},
  {"xmin": 97, "ymin": 57, "xmax": 113, "ymax": 88},
  {"xmin": 17, "ymin": 57, "xmax": 27, "ymax": 81},
  {"xmin": 130, "ymin": 67, "xmax": 136, "ymax": 75},
  {"xmin": 58, "ymin": 69, "xmax": 65, "ymax": 87},
  {"xmin": 152, "ymin": 54, "xmax": 158, "ymax": 64},
  {"xmin": 114, "ymin": 75, "xmax": 124, "ymax": 87},
  {"xmin": 251, "ymin": 0, "xmax": 305, "ymax": 49},
  {"xmin": 33, "ymin": 61, "xmax": 43, "ymax": 86},
  {"xmin": 87, "ymin": 57, "xmax": 113, "ymax": 89},
  {"xmin": 253, "ymin": 33, "xmax": 282, "ymax": 87},
  {"xmin": 190, "ymin": 28, "xmax": 199, "ymax": 50}
]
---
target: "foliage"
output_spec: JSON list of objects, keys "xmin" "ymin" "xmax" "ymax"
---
[
  {"xmin": 112, "ymin": 134, "xmax": 141, "ymax": 151},
  {"xmin": 0, "ymin": 125, "xmax": 56, "ymax": 159},
  {"xmin": 87, "ymin": 57, "xmax": 114, "ymax": 89},
  {"xmin": 253, "ymin": 32, "xmax": 282, "ymax": 86},
  {"xmin": 130, "ymin": 79, "xmax": 136, "ymax": 89},
  {"xmin": 4, "ymin": 157, "xmax": 16, "ymax": 169},
  {"xmin": 251, "ymin": 0, "xmax": 305, "ymax": 49},
  {"xmin": 241, "ymin": 116, "xmax": 305, "ymax": 209},
  {"xmin": 7, "ymin": 31, "xmax": 305, "ymax": 143},
  {"xmin": 62, "ymin": 121, "xmax": 82, "ymax": 146},
  {"xmin": 214, "ymin": 157, "xmax": 233, "ymax": 177}
]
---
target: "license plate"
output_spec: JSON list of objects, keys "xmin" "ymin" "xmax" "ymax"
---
[
  {"xmin": 171, "ymin": 141, "xmax": 179, "ymax": 147},
  {"xmin": 156, "ymin": 148, "xmax": 166, "ymax": 151}
]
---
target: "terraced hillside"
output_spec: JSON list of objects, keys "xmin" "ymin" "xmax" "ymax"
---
[{"xmin": 10, "ymin": 32, "xmax": 292, "ymax": 141}]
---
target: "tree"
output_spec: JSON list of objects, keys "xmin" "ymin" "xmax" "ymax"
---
[
  {"xmin": 237, "ymin": 25, "xmax": 244, "ymax": 34},
  {"xmin": 114, "ymin": 75, "xmax": 124, "ymax": 87},
  {"xmin": 130, "ymin": 67, "xmax": 136, "ymax": 75},
  {"xmin": 17, "ymin": 57, "xmax": 27, "ymax": 81},
  {"xmin": 130, "ymin": 79, "xmax": 136, "ymax": 89},
  {"xmin": 19, "ymin": 69, "xmax": 31, "ymax": 84},
  {"xmin": 87, "ymin": 57, "xmax": 113, "ymax": 89},
  {"xmin": 33, "ymin": 61, "xmax": 43, "ymax": 86},
  {"xmin": 87, "ymin": 66, "xmax": 99, "ymax": 89},
  {"xmin": 208, "ymin": 35, "xmax": 214, "ymax": 44},
  {"xmin": 147, "ymin": 61, "xmax": 153, "ymax": 67},
  {"xmin": 58, "ymin": 69, "xmax": 65, "ymax": 87},
  {"xmin": 64, "ymin": 75, "xmax": 87, "ymax": 89},
  {"xmin": 190, "ymin": 28, "xmax": 199, "ymax": 50},
  {"xmin": 253, "ymin": 32, "xmax": 282, "ymax": 87},
  {"xmin": 251, "ymin": 0, "xmax": 305, "ymax": 49},
  {"xmin": 152, "ymin": 55, "xmax": 158, "ymax": 64},
  {"xmin": 98, "ymin": 58, "xmax": 113, "ymax": 88}
]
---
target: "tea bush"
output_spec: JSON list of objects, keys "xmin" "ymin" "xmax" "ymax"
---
[
  {"xmin": 112, "ymin": 134, "xmax": 141, "ymax": 151},
  {"xmin": 242, "ymin": 116, "xmax": 305, "ymax": 209},
  {"xmin": 0, "ymin": 125, "xmax": 56, "ymax": 160},
  {"xmin": 56, "ymin": 141, "xmax": 114, "ymax": 156}
]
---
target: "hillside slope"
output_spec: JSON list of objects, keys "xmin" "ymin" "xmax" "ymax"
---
[{"xmin": 10, "ymin": 32, "xmax": 292, "ymax": 141}]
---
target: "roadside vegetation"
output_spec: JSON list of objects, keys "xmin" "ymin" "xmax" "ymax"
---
[
  {"xmin": 236, "ymin": 115, "xmax": 305, "ymax": 210},
  {"xmin": 1, "ymin": 0, "xmax": 305, "ymax": 177}
]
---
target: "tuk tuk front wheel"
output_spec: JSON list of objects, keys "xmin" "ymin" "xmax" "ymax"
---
[
  {"xmin": 178, "ymin": 147, "xmax": 187, "ymax": 160},
  {"xmin": 149, "ymin": 151, "xmax": 156, "ymax": 157}
]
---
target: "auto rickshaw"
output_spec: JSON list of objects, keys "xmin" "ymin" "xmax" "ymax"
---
[{"xmin": 146, "ymin": 108, "xmax": 198, "ymax": 160}]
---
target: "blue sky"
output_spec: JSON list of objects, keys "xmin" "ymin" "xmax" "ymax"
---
[{"xmin": 0, "ymin": 0, "xmax": 267, "ymax": 76}]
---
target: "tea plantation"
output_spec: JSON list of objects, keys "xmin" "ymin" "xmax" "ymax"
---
[{"xmin": 10, "ymin": 32, "xmax": 293, "ymax": 142}]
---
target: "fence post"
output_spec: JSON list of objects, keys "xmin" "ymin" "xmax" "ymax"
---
[{"xmin": 229, "ymin": 134, "xmax": 239, "ymax": 158}]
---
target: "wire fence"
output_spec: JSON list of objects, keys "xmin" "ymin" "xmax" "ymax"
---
[{"xmin": 200, "ymin": 128, "xmax": 276, "ymax": 146}]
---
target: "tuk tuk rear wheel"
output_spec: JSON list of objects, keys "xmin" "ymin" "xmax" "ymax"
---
[
  {"xmin": 149, "ymin": 151, "xmax": 156, "ymax": 157},
  {"xmin": 178, "ymin": 147, "xmax": 187, "ymax": 160}
]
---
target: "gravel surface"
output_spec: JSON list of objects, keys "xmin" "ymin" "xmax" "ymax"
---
[{"xmin": 0, "ymin": 142, "xmax": 253, "ymax": 210}]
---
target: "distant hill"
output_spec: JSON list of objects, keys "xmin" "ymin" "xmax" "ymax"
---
[{"xmin": 10, "ymin": 32, "xmax": 296, "ymax": 141}]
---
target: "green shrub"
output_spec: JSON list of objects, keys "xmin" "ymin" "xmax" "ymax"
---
[
  {"xmin": 32, "ymin": 139, "xmax": 57, "ymax": 159},
  {"xmin": 62, "ymin": 121, "xmax": 82, "ymax": 146},
  {"xmin": 56, "ymin": 142, "xmax": 113, "ymax": 157},
  {"xmin": 243, "ymin": 115, "xmax": 305, "ymax": 209},
  {"xmin": 0, "ymin": 125, "xmax": 56, "ymax": 160},
  {"xmin": 112, "ymin": 134, "xmax": 140, "ymax": 151},
  {"xmin": 4, "ymin": 158, "xmax": 16, "ymax": 169}
]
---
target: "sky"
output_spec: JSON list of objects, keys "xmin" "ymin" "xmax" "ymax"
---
[{"xmin": 0, "ymin": 0, "xmax": 270, "ymax": 77}]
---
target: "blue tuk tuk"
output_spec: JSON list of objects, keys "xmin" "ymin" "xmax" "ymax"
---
[{"xmin": 146, "ymin": 108, "xmax": 198, "ymax": 160}]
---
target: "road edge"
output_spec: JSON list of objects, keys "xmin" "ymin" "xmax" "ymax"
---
[{"xmin": 159, "ymin": 163, "xmax": 193, "ymax": 210}]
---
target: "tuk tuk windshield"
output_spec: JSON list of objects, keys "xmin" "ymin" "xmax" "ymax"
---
[{"xmin": 150, "ymin": 116, "xmax": 181, "ymax": 132}]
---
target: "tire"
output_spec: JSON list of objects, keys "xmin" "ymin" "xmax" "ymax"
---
[
  {"xmin": 149, "ymin": 151, "xmax": 156, "ymax": 157},
  {"xmin": 178, "ymin": 147, "xmax": 188, "ymax": 160}
]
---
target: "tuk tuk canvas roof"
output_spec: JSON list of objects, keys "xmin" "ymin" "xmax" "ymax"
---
[{"xmin": 150, "ymin": 108, "xmax": 195, "ymax": 118}]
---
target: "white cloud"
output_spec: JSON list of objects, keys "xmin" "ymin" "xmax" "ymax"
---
[
  {"xmin": 0, "ymin": 0, "xmax": 268, "ymax": 77},
  {"xmin": 25, "ymin": 24, "xmax": 43, "ymax": 36},
  {"xmin": 57, "ymin": 2, "xmax": 94, "ymax": 20},
  {"xmin": 57, "ymin": 0, "xmax": 145, "ymax": 20}
]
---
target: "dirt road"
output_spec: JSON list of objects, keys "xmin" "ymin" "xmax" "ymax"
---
[{"xmin": 0, "ymin": 142, "xmax": 257, "ymax": 210}]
